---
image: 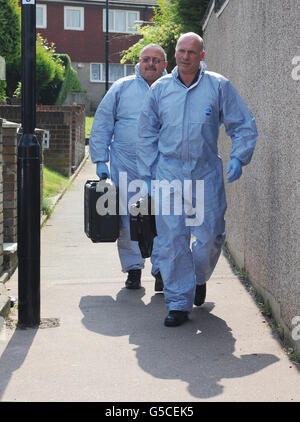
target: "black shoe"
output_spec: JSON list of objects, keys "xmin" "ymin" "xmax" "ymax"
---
[
  {"xmin": 194, "ymin": 283, "xmax": 206, "ymax": 306},
  {"xmin": 164, "ymin": 311, "xmax": 189, "ymax": 327},
  {"xmin": 154, "ymin": 271, "xmax": 164, "ymax": 292},
  {"xmin": 125, "ymin": 269, "xmax": 141, "ymax": 289}
]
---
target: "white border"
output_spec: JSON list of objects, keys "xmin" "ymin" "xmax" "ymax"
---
[
  {"xmin": 64, "ymin": 6, "xmax": 84, "ymax": 31},
  {"xmin": 36, "ymin": 4, "xmax": 47, "ymax": 29},
  {"xmin": 215, "ymin": 0, "xmax": 230, "ymax": 18},
  {"xmin": 103, "ymin": 9, "xmax": 140, "ymax": 34},
  {"xmin": 202, "ymin": 1, "xmax": 215, "ymax": 32},
  {"xmin": 90, "ymin": 63, "xmax": 135, "ymax": 83}
]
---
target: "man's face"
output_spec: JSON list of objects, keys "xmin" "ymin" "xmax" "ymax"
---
[
  {"xmin": 175, "ymin": 36, "xmax": 205, "ymax": 76},
  {"xmin": 139, "ymin": 46, "xmax": 167, "ymax": 86}
]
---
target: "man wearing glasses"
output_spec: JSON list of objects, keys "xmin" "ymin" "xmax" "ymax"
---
[{"xmin": 89, "ymin": 44, "xmax": 167, "ymax": 291}]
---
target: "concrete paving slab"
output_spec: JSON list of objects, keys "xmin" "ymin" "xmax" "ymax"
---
[{"xmin": 0, "ymin": 156, "xmax": 299, "ymax": 402}]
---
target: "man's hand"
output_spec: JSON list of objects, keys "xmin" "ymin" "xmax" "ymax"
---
[
  {"xmin": 226, "ymin": 158, "xmax": 242, "ymax": 183},
  {"xmin": 96, "ymin": 162, "xmax": 110, "ymax": 179}
]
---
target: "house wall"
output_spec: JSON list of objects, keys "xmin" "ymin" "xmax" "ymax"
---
[
  {"xmin": 36, "ymin": 1, "xmax": 155, "ymax": 113},
  {"xmin": 37, "ymin": 3, "xmax": 152, "ymax": 63},
  {"xmin": 203, "ymin": 0, "xmax": 300, "ymax": 351}
]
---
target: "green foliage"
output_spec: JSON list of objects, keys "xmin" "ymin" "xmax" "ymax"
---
[
  {"xmin": 0, "ymin": 0, "xmax": 21, "ymax": 59},
  {"xmin": 0, "ymin": 1, "xmax": 81, "ymax": 105},
  {"xmin": 121, "ymin": 0, "xmax": 182, "ymax": 72},
  {"xmin": 54, "ymin": 54, "xmax": 83, "ymax": 105},
  {"xmin": 121, "ymin": 0, "xmax": 211, "ymax": 72},
  {"xmin": 0, "ymin": 80, "xmax": 6, "ymax": 102},
  {"xmin": 172, "ymin": 0, "xmax": 211, "ymax": 34},
  {"xmin": 85, "ymin": 116, "xmax": 94, "ymax": 139},
  {"xmin": 6, "ymin": 54, "xmax": 21, "ymax": 98},
  {"xmin": 42, "ymin": 166, "xmax": 68, "ymax": 216},
  {"xmin": 12, "ymin": 81, "xmax": 21, "ymax": 99},
  {"xmin": 0, "ymin": 0, "xmax": 21, "ymax": 98},
  {"xmin": 43, "ymin": 166, "xmax": 68, "ymax": 198},
  {"xmin": 36, "ymin": 34, "xmax": 65, "ymax": 104},
  {"xmin": 12, "ymin": 39, "xmax": 83, "ymax": 105}
]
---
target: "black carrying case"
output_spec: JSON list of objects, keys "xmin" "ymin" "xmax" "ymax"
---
[
  {"xmin": 84, "ymin": 178, "xmax": 120, "ymax": 242},
  {"xmin": 130, "ymin": 195, "xmax": 157, "ymax": 258}
]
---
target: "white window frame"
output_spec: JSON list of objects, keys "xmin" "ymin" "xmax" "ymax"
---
[
  {"xmin": 103, "ymin": 9, "xmax": 140, "ymax": 34},
  {"xmin": 36, "ymin": 4, "xmax": 47, "ymax": 29},
  {"xmin": 64, "ymin": 6, "xmax": 84, "ymax": 31},
  {"xmin": 215, "ymin": 0, "xmax": 230, "ymax": 17},
  {"xmin": 90, "ymin": 63, "xmax": 135, "ymax": 83}
]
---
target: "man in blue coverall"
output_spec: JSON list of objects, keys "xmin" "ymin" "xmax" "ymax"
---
[
  {"xmin": 89, "ymin": 44, "xmax": 168, "ymax": 290},
  {"xmin": 137, "ymin": 33, "xmax": 258, "ymax": 326}
]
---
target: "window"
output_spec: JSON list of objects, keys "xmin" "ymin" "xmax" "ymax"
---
[
  {"xmin": 103, "ymin": 9, "xmax": 139, "ymax": 33},
  {"xmin": 64, "ymin": 7, "xmax": 84, "ymax": 31},
  {"xmin": 125, "ymin": 65, "xmax": 135, "ymax": 76},
  {"xmin": 215, "ymin": 0, "xmax": 230, "ymax": 16},
  {"xmin": 90, "ymin": 63, "xmax": 135, "ymax": 83},
  {"xmin": 36, "ymin": 4, "xmax": 47, "ymax": 29}
]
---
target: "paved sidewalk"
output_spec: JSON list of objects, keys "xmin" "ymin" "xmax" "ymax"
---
[{"xmin": 0, "ymin": 155, "xmax": 299, "ymax": 402}]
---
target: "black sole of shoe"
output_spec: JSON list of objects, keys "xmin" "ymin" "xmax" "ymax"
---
[
  {"xmin": 125, "ymin": 283, "xmax": 141, "ymax": 290},
  {"xmin": 164, "ymin": 314, "xmax": 188, "ymax": 327}
]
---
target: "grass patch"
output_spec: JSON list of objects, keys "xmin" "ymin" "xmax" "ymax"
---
[
  {"xmin": 85, "ymin": 116, "xmax": 94, "ymax": 139},
  {"xmin": 42, "ymin": 167, "xmax": 68, "ymax": 215}
]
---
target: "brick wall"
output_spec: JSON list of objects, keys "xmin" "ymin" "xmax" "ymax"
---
[
  {"xmin": 2, "ymin": 120, "xmax": 20, "ymax": 244},
  {"xmin": 0, "ymin": 105, "xmax": 86, "ymax": 177},
  {"xmin": 71, "ymin": 106, "xmax": 85, "ymax": 172},
  {"xmin": 1, "ymin": 121, "xmax": 44, "ymax": 244},
  {"xmin": 0, "ymin": 119, "xmax": 45, "ymax": 275}
]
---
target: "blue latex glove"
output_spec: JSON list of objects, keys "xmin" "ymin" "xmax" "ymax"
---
[
  {"xmin": 96, "ymin": 162, "xmax": 110, "ymax": 179},
  {"xmin": 140, "ymin": 179, "xmax": 152, "ymax": 197},
  {"xmin": 226, "ymin": 158, "xmax": 242, "ymax": 183}
]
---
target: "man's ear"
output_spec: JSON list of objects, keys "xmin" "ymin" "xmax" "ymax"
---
[
  {"xmin": 164, "ymin": 61, "xmax": 168, "ymax": 70},
  {"xmin": 201, "ymin": 51, "xmax": 206, "ymax": 60}
]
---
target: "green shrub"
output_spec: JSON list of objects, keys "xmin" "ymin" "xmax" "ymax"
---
[
  {"xmin": 55, "ymin": 54, "xmax": 83, "ymax": 105},
  {"xmin": 0, "ymin": 0, "xmax": 21, "ymax": 97},
  {"xmin": 0, "ymin": 1, "xmax": 82, "ymax": 105},
  {"xmin": 121, "ymin": 0, "xmax": 181, "ymax": 72},
  {"xmin": 0, "ymin": 0, "xmax": 21, "ymax": 59},
  {"xmin": 122, "ymin": 0, "xmax": 211, "ymax": 72},
  {"xmin": 0, "ymin": 80, "xmax": 6, "ymax": 102},
  {"xmin": 36, "ymin": 35, "xmax": 65, "ymax": 104}
]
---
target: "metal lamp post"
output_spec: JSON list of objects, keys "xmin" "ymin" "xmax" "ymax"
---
[{"xmin": 17, "ymin": 0, "xmax": 41, "ymax": 328}]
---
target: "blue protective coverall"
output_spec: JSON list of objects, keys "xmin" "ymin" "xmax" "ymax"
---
[
  {"xmin": 89, "ymin": 64, "xmax": 161, "ymax": 274},
  {"xmin": 137, "ymin": 63, "xmax": 258, "ymax": 312}
]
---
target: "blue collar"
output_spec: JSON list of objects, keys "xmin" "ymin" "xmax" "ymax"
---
[{"xmin": 178, "ymin": 68, "xmax": 201, "ymax": 87}]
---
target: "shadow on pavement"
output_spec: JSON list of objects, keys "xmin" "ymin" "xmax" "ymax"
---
[
  {"xmin": 79, "ymin": 288, "xmax": 279, "ymax": 399},
  {"xmin": 0, "ymin": 325, "xmax": 37, "ymax": 400}
]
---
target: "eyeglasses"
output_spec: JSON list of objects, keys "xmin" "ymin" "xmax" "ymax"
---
[{"xmin": 140, "ymin": 57, "xmax": 164, "ymax": 64}]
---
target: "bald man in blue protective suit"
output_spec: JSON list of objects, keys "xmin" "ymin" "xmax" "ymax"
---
[
  {"xmin": 89, "ymin": 44, "xmax": 168, "ymax": 291},
  {"xmin": 137, "ymin": 33, "xmax": 258, "ymax": 326}
]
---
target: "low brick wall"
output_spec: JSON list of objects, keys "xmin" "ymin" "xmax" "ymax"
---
[
  {"xmin": 0, "ymin": 118, "xmax": 45, "ymax": 276},
  {"xmin": 1, "ymin": 120, "xmax": 20, "ymax": 244},
  {"xmin": 0, "ymin": 105, "xmax": 85, "ymax": 177}
]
